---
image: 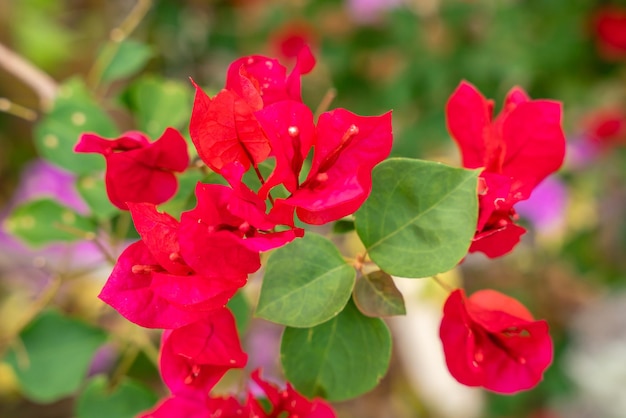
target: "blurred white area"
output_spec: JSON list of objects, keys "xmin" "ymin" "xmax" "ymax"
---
[
  {"xmin": 391, "ymin": 277, "xmax": 484, "ymax": 418},
  {"xmin": 560, "ymin": 293, "xmax": 626, "ymax": 418}
]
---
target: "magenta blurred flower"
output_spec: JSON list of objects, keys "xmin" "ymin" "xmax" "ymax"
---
[
  {"xmin": 346, "ymin": 0, "xmax": 405, "ymax": 23},
  {"xmin": 516, "ymin": 177, "xmax": 567, "ymax": 234},
  {"xmin": 0, "ymin": 159, "xmax": 103, "ymax": 271}
]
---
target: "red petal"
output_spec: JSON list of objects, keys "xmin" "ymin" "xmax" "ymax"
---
[
  {"xmin": 160, "ymin": 310, "xmax": 247, "ymax": 395},
  {"xmin": 476, "ymin": 172, "xmax": 513, "ymax": 232},
  {"xmin": 500, "ymin": 100, "xmax": 565, "ymax": 200},
  {"xmin": 127, "ymin": 202, "xmax": 192, "ymax": 276},
  {"xmin": 440, "ymin": 289, "xmax": 484, "ymax": 387},
  {"xmin": 467, "ymin": 289, "xmax": 534, "ymax": 328},
  {"xmin": 150, "ymin": 272, "xmax": 245, "ymax": 311},
  {"xmin": 255, "ymin": 100, "xmax": 316, "ymax": 198},
  {"xmin": 149, "ymin": 127, "xmax": 190, "ymax": 172},
  {"xmin": 75, "ymin": 132, "xmax": 148, "ymax": 154},
  {"xmin": 440, "ymin": 289, "xmax": 553, "ymax": 394},
  {"xmin": 288, "ymin": 109, "xmax": 393, "ymax": 225},
  {"xmin": 221, "ymin": 162, "xmax": 275, "ymax": 230},
  {"xmin": 99, "ymin": 242, "xmax": 207, "ymax": 329},
  {"xmin": 226, "ymin": 55, "xmax": 293, "ymax": 106},
  {"xmin": 178, "ymin": 223, "xmax": 261, "ymax": 278},
  {"xmin": 469, "ymin": 222, "xmax": 526, "ymax": 258},
  {"xmin": 137, "ymin": 395, "xmax": 205, "ymax": 418},
  {"xmin": 476, "ymin": 319, "xmax": 553, "ymax": 394},
  {"xmin": 446, "ymin": 81, "xmax": 493, "ymax": 169},
  {"xmin": 190, "ymin": 86, "xmax": 270, "ymax": 172},
  {"xmin": 76, "ymin": 130, "xmax": 187, "ymax": 209}
]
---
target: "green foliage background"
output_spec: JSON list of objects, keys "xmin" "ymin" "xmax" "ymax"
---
[{"xmin": 2, "ymin": 0, "xmax": 626, "ymax": 417}]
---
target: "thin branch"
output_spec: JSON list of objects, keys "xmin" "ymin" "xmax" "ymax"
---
[
  {"xmin": 87, "ymin": 0, "xmax": 153, "ymax": 89},
  {"xmin": 0, "ymin": 97, "xmax": 37, "ymax": 121},
  {"xmin": 0, "ymin": 42, "xmax": 58, "ymax": 109},
  {"xmin": 314, "ymin": 88, "xmax": 337, "ymax": 120},
  {"xmin": 431, "ymin": 274, "xmax": 454, "ymax": 293},
  {"xmin": 0, "ymin": 275, "xmax": 63, "ymax": 356}
]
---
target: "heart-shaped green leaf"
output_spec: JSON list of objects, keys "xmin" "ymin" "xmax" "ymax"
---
[
  {"xmin": 4, "ymin": 310, "xmax": 106, "ymax": 403},
  {"xmin": 256, "ymin": 233, "xmax": 355, "ymax": 328},
  {"xmin": 34, "ymin": 78, "xmax": 118, "ymax": 174},
  {"xmin": 4, "ymin": 198, "xmax": 97, "ymax": 247},
  {"xmin": 355, "ymin": 158, "xmax": 478, "ymax": 278},
  {"xmin": 76, "ymin": 375, "xmax": 158, "ymax": 418},
  {"xmin": 281, "ymin": 299, "xmax": 391, "ymax": 401}
]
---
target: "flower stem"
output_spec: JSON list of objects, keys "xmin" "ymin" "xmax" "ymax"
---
[
  {"xmin": 0, "ymin": 97, "xmax": 37, "ymax": 121},
  {"xmin": 314, "ymin": 88, "xmax": 337, "ymax": 120},
  {"xmin": 431, "ymin": 274, "xmax": 453, "ymax": 293}
]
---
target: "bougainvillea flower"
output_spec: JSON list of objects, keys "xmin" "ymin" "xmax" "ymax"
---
[
  {"xmin": 446, "ymin": 81, "xmax": 565, "ymax": 257},
  {"xmin": 99, "ymin": 203, "xmax": 246, "ymax": 328},
  {"xmin": 98, "ymin": 241, "xmax": 211, "ymax": 329},
  {"xmin": 189, "ymin": 82, "xmax": 270, "ymax": 174},
  {"xmin": 255, "ymin": 100, "xmax": 316, "ymax": 199},
  {"xmin": 219, "ymin": 162, "xmax": 305, "ymax": 250},
  {"xmin": 160, "ymin": 308, "xmax": 247, "ymax": 395},
  {"xmin": 246, "ymin": 369, "xmax": 336, "ymax": 418},
  {"xmin": 142, "ymin": 369, "xmax": 336, "ymax": 418},
  {"xmin": 582, "ymin": 108, "xmax": 626, "ymax": 149},
  {"xmin": 179, "ymin": 181, "xmax": 301, "ymax": 276},
  {"xmin": 74, "ymin": 128, "xmax": 188, "ymax": 209},
  {"xmin": 592, "ymin": 7, "xmax": 626, "ymax": 60},
  {"xmin": 439, "ymin": 289, "xmax": 553, "ymax": 394},
  {"xmin": 270, "ymin": 21, "xmax": 317, "ymax": 70},
  {"xmin": 225, "ymin": 50, "xmax": 315, "ymax": 108},
  {"xmin": 265, "ymin": 107, "xmax": 393, "ymax": 225}
]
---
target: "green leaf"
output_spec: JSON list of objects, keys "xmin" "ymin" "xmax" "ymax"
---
[
  {"xmin": 4, "ymin": 310, "xmax": 106, "ymax": 403},
  {"xmin": 280, "ymin": 299, "xmax": 391, "ymax": 401},
  {"xmin": 227, "ymin": 291, "xmax": 251, "ymax": 335},
  {"xmin": 125, "ymin": 77, "xmax": 192, "ymax": 138},
  {"xmin": 332, "ymin": 219, "xmax": 355, "ymax": 234},
  {"xmin": 100, "ymin": 40, "xmax": 153, "ymax": 83},
  {"xmin": 157, "ymin": 169, "xmax": 204, "ymax": 218},
  {"xmin": 355, "ymin": 158, "xmax": 478, "ymax": 278},
  {"xmin": 4, "ymin": 198, "xmax": 97, "ymax": 247},
  {"xmin": 353, "ymin": 270, "xmax": 406, "ymax": 317},
  {"xmin": 76, "ymin": 375, "xmax": 158, "ymax": 418},
  {"xmin": 34, "ymin": 78, "xmax": 119, "ymax": 174},
  {"xmin": 76, "ymin": 175, "xmax": 118, "ymax": 220},
  {"xmin": 256, "ymin": 233, "xmax": 355, "ymax": 328}
]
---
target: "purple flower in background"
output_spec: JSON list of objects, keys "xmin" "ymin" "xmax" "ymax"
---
[
  {"xmin": 0, "ymin": 159, "xmax": 103, "ymax": 272},
  {"xmin": 516, "ymin": 177, "xmax": 567, "ymax": 234},
  {"xmin": 346, "ymin": 0, "xmax": 405, "ymax": 23},
  {"xmin": 566, "ymin": 136, "xmax": 600, "ymax": 169}
]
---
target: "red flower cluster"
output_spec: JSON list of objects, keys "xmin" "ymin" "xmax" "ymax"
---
[
  {"xmin": 440, "ymin": 289, "xmax": 553, "ymax": 394},
  {"xmin": 593, "ymin": 7, "xmax": 626, "ymax": 60},
  {"xmin": 85, "ymin": 44, "xmax": 393, "ymax": 416},
  {"xmin": 440, "ymin": 82, "xmax": 561, "ymax": 394},
  {"xmin": 446, "ymin": 81, "xmax": 566, "ymax": 258},
  {"xmin": 142, "ymin": 369, "xmax": 334, "ymax": 418}
]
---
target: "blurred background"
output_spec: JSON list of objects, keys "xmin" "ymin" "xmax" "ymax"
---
[{"xmin": 2, "ymin": 0, "xmax": 626, "ymax": 417}]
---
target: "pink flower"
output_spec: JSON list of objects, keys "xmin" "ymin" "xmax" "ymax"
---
[
  {"xmin": 159, "ymin": 309, "xmax": 247, "ymax": 396},
  {"xmin": 439, "ymin": 289, "xmax": 553, "ymax": 394},
  {"xmin": 256, "ymin": 101, "xmax": 393, "ymax": 225},
  {"xmin": 99, "ymin": 203, "xmax": 247, "ymax": 329},
  {"xmin": 446, "ymin": 81, "xmax": 565, "ymax": 257},
  {"xmin": 74, "ymin": 128, "xmax": 188, "ymax": 209}
]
